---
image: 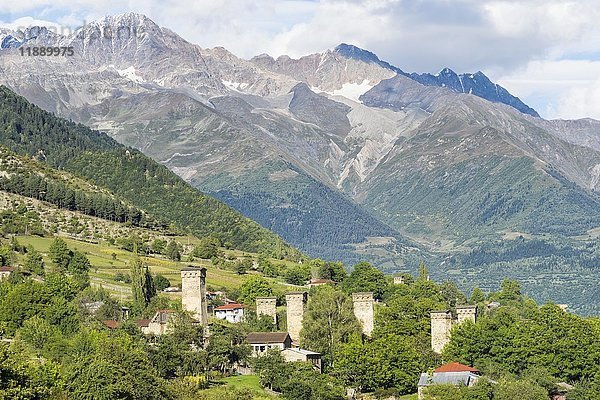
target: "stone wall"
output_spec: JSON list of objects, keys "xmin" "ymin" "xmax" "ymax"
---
[
  {"xmin": 456, "ymin": 305, "xmax": 477, "ymax": 325},
  {"xmin": 430, "ymin": 310, "xmax": 453, "ymax": 353},
  {"xmin": 256, "ymin": 297, "xmax": 277, "ymax": 325},
  {"xmin": 352, "ymin": 292, "xmax": 374, "ymax": 336},
  {"xmin": 181, "ymin": 267, "xmax": 208, "ymax": 326},
  {"xmin": 286, "ymin": 292, "xmax": 307, "ymax": 342},
  {"xmin": 431, "ymin": 306, "xmax": 478, "ymax": 353}
]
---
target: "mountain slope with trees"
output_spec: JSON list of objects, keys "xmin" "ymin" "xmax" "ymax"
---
[{"xmin": 0, "ymin": 86, "xmax": 298, "ymax": 258}]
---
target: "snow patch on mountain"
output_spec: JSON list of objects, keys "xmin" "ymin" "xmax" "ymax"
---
[
  {"xmin": 222, "ymin": 80, "xmax": 249, "ymax": 92},
  {"xmin": 113, "ymin": 66, "xmax": 145, "ymax": 83},
  {"xmin": 591, "ymin": 163, "xmax": 600, "ymax": 190},
  {"xmin": 331, "ymin": 80, "xmax": 375, "ymax": 102},
  {"xmin": 312, "ymin": 80, "xmax": 374, "ymax": 103}
]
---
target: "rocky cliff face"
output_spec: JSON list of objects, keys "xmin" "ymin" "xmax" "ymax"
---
[
  {"xmin": 1, "ymin": 13, "xmax": 599, "ymax": 312},
  {"xmin": 407, "ymin": 69, "xmax": 540, "ymax": 117}
]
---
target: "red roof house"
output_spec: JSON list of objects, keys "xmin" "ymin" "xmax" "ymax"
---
[
  {"xmin": 434, "ymin": 362, "xmax": 480, "ymax": 374},
  {"xmin": 214, "ymin": 303, "xmax": 245, "ymax": 310}
]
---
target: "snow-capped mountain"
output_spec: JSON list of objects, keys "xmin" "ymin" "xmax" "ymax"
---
[{"xmin": 0, "ymin": 13, "xmax": 599, "ymax": 312}]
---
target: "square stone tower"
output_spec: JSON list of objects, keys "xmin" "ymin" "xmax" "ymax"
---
[
  {"xmin": 181, "ymin": 267, "xmax": 208, "ymax": 326},
  {"xmin": 256, "ymin": 296, "xmax": 277, "ymax": 325},
  {"xmin": 352, "ymin": 292, "xmax": 374, "ymax": 336},
  {"xmin": 456, "ymin": 305, "xmax": 477, "ymax": 325},
  {"xmin": 431, "ymin": 310, "xmax": 453, "ymax": 354},
  {"xmin": 393, "ymin": 276, "xmax": 405, "ymax": 285},
  {"xmin": 286, "ymin": 292, "xmax": 307, "ymax": 342}
]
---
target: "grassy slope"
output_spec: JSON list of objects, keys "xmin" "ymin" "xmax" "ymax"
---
[
  {"xmin": 15, "ymin": 234, "xmax": 301, "ymax": 298},
  {"xmin": 2, "ymin": 189, "xmax": 303, "ymax": 300},
  {"xmin": 0, "ymin": 86, "xmax": 298, "ymax": 257},
  {"xmin": 198, "ymin": 375, "xmax": 276, "ymax": 399}
]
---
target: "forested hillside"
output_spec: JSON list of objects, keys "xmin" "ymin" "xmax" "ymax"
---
[
  {"xmin": 0, "ymin": 146, "xmax": 164, "ymax": 229},
  {"xmin": 199, "ymin": 160, "xmax": 419, "ymax": 264},
  {"xmin": 0, "ymin": 86, "xmax": 298, "ymax": 258}
]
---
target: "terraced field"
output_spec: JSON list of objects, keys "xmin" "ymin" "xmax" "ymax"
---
[{"xmin": 14, "ymin": 235, "xmax": 303, "ymax": 300}]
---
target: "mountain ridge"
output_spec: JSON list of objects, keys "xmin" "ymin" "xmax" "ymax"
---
[{"xmin": 1, "ymin": 13, "xmax": 599, "ymax": 312}]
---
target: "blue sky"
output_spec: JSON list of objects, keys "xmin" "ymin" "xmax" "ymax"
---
[{"xmin": 1, "ymin": 0, "xmax": 599, "ymax": 120}]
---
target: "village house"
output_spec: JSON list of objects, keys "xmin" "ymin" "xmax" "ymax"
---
[
  {"xmin": 246, "ymin": 331, "xmax": 323, "ymax": 372},
  {"xmin": 247, "ymin": 332, "xmax": 292, "ymax": 354},
  {"xmin": 417, "ymin": 362, "xmax": 482, "ymax": 399},
  {"xmin": 282, "ymin": 348, "xmax": 322, "ymax": 373},
  {"xmin": 140, "ymin": 309, "xmax": 176, "ymax": 335},
  {"xmin": 0, "ymin": 266, "xmax": 15, "ymax": 280},
  {"xmin": 102, "ymin": 309, "xmax": 176, "ymax": 336},
  {"xmin": 306, "ymin": 278, "xmax": 335, "ymax": 288},
  {"xmin": 214, "ymin": 303, "xmax": 245, "ymax": 323},
  {"xmin": 551, "ymin": 382, "xmax": 574, "ymax": 400}
]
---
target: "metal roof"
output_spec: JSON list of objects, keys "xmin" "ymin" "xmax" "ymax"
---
[{"xmin": 418, "ymin": 372, "xmax": 480, "ymax": 387}]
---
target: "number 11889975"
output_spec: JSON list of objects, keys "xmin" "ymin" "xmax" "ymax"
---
[{"xmin": 20, "ymin": 47, "xmax": 74, "ymax": 56}]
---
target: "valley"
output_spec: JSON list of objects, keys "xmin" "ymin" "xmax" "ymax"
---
[{"xmin": 0, "ymin": 13, "xmax": 598, "ymax": 314}]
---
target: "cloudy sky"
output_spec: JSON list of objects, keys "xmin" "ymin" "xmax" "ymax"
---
[{"xmin": 1, "ymin": 0, "xmax": 599, "ymax": 120}]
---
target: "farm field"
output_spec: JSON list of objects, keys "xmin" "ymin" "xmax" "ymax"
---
[{"xmin": 14, "ymin": 235, "xmax": 304, "ymax": 300}]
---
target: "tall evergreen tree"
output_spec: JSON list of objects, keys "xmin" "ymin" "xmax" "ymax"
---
[
  {"xmin": 165, "ymin": 240, "xmax": 181, "ymax": 261},
  {"xmin": 24, "ymin": 247, "xmax": 44, "ymax": 276},
  {"xmin": 48, "ymin": 238, "xmax": 72, "ymax": 271},
  {"xmin": 130, "ymin": 257, "xmax": 156, "ymax": 312},
  {"xmin": 417, "ymin": 261, "xmax": 429, "ymax": 281}
]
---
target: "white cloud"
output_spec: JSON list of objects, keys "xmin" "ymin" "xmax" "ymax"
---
[
  {"xmin": 0, "ymin": 16, "xmax": 63, "ymax": 31},
  {"xmin": 497, "ymin": 60, "xmax": 600, "ymax": 119}
]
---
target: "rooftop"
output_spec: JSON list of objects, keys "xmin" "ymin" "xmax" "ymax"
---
[
  {"xmin": 136, "ymin": 319, "xmax": 151, "ymax": 328},
  {"xmin": 246, "ymin": 332, "xmax": 291, "ymax": 344},
  {"xmin": 435, "ymin": 362, "xmax": 480, "ymax": 374},
  {"xmin": 283, "ymin": 347, "xmax": 320, "ymax": 356},
  {"xmin": 102, "ymin": 320, "xmax": 120, "ymax": 329},
  {"xmin": 214, "ymin": 303, "xmax": 245, "ymax": 311},
  {"xmin": 418, "ymin": 371, "xmax": 480, "ymax": 387},
  {"xmin": 0, "ymin": 266, "xmax": 15, "ymax": 272}
]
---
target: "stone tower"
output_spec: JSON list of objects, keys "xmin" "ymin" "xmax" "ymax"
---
[
  {"xmin": 352, "ymin": 292, "xmax": 374, "ymax": 336},
  {"xmin": 431, "ymin": 310, "xmax": 453, "ymax": 353},
  {"xmin": 256, "ymin": 296, "xmax": 277, "ymax": 325},
  {"xmin": 393, "ymin": 276, "xmax": 405, "ymax": 285},
  {"xmin": 181, "ymin": 267, "xmax": 208, "ymax": 326},
  {"xmin": 456, "ymin": 305, "xmax": 477, "ymax": 325},
  {"xmin": 286, "ymin": 292, "xmax": 307, "ymax": 342}
]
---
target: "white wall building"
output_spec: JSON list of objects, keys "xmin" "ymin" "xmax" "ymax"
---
[{"xmin": 214, "ymin": 303, "xmax": 245, "ymax": 323}]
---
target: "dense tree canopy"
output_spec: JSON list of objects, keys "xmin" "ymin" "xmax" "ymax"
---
[
  {"xmin": 300, "ymin": 285, "xmax": 361, "ymax": 366},
  {"xmin": 342, "ymin": 261, "xmax": 388, "ymax": 300}
]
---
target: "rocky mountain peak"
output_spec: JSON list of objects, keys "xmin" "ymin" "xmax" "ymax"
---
[
  {"xmin": 437, "ymin": 67, "xmax": 457, "ymax": 76},
  {"xmin": 333, "ymin": 43, "xmax": 403, "ymax": 74},
  {"xmin": 73, "ymin": 12, "xmax": 164, "ymax": 47},
  {"xmin": 86, "ymin": 12, "xmax": 160, "ymax": 32},
  {"xmin": 0, "ymin": 26, "xmax": 62, "ymax": 48},
  {"xmin": 334, "ymin": 43, "xmax": 378, "ymax": 63}
]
